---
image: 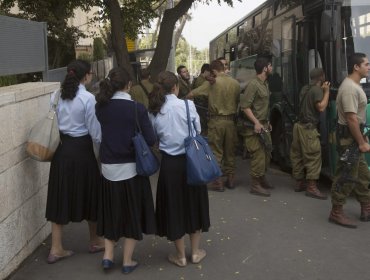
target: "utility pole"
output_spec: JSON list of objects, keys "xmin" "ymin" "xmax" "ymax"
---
[{"xmin": 166, "ymin": 0, "xmax": 176, "ymax": 73}]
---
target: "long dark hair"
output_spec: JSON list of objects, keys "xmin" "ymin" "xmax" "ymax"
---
[
  {"xmin": 95, "ymin": 67, "xmax": 131, "ymax": 106},
  {"xmin": 61, "ymin": 59, "xmax": 91, "ymax": 100},
  {"xmin": 148, "ymin": 71, "xmax": 178, "ymax": 115}
]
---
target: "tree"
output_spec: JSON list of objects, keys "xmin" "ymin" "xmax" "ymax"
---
[
  {"xmin": 100, "ymin": 0, "xmax": 157, "ymax": 80},
  {"xmin": 148, "ymin": 0, "xmax": 239, "ymax": 79}
]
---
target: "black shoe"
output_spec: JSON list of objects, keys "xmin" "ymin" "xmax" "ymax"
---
[
  {"xmin": 122, "ymin": 262, "xmax": 139, "ymax": 274},
  {"xmin": 102, "ymin": 259, "xmax": 114, "ymax": 270}
]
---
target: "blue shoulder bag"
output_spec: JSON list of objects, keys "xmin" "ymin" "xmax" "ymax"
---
[
  {"xmin": 184, "ymin": 100, "xmax": 222, "ymax": 185},
  {"xmin": 132, "ymin": 102, "xmax": 159, "ymax": 176}
]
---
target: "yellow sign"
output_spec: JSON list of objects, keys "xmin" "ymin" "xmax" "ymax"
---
[{"xmin": 126, "ymin": 38, "xmax": 136, "ymax": 52}]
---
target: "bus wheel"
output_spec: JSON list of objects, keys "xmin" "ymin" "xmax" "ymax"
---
[{"xmin": 272, "ymin": 118, "xmax": 291, "ymax": 172}]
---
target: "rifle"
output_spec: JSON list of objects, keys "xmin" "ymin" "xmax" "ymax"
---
[{"xmin": 335, "ymin": 125, "xmax": 370, "ymax": 191}]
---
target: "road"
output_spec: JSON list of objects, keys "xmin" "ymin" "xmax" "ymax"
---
[{"xmin": 8, "ymin": 157, "xmax": 370, "ymax": 280}]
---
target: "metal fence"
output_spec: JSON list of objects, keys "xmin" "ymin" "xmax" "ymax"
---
[{"xmin": 0, "ymin": 15, "xmax": 48, "ymax": 78}]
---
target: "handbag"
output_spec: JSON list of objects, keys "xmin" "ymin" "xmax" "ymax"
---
[
  {"xmin": 132, "ymin": 102, "xmax": 159, "ymax": 176},
  {"xmin": 26, "ymin": 89, "xmax": 61, "ymax": 162},
  {"xmin": 184, "ymin": 100, "xmax": 222, "ymax": 185}
]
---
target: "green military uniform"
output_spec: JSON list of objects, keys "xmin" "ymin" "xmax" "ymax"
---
[
  {"xmin": 239, "ymin": 77, "xmax": 271, "ymax": 178},
  {"xmin": 178, "ymin": 77, "xmax": 192, "ymax": 99},
  {"xmin": 192, "ymin": 75, "xmax": 208, "ymax": 135},
  {"xmin": 192, "ymin": 73, "xmax": 240, "ymax": 176},
  {"xmin": 331, "ymin": 77, "xmax": 370, "ymax": 206},
  {"xmin": 290, "ymin": 84, "xmax": 323, "ymax": 181},
  {"xmin": 192, "ymin": 75, "xmax": 206, "ymax": 89},
  {"xmin": 130, "ymin": 79, "xmax": 153, "ymax": 109}
]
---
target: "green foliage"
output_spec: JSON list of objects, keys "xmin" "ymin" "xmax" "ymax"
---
[
  {"xmin": 175, "ymin": 37, "xmax": 209, "ymax": 76},
  {"xmin": 77, "ymin": 52, "xmax": 93, "ymax": 62},
  {"xmin": 93, "ymin": 37, "xmax": 106, "ymax": 60},
  {"xmin": 0, "ymin": 75, "xmax": 18, "ymax": 87},
  {"xmin": 99, "ymin": 0, "xmax": 157, "ymax": 40}
]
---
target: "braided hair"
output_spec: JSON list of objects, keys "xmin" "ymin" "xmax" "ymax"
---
[
  {"xmin": 61, "ymin": 59, "xmax": 91, "ymax": 100},
  {"xmin": 148, "ymin": 71, "xmax": 178, "ymax": 116}
]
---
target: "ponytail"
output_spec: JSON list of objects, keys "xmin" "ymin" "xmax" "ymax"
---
[{"xmin": 61, "ymin": 59, "xmax": 91, "ymax": 100}]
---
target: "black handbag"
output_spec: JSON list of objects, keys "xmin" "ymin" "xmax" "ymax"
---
[
  {"xmin": 184, "ymin": 100, "xmax": 222, "ymax": 185},
  {"xmin": 132, "ymin": 102, "xmax": 159, "ymax": 176}
]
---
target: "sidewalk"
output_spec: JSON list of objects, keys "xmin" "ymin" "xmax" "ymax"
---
[{"xmin": 7, "ymin": 158, "xmax": 370, "ymax": 280}]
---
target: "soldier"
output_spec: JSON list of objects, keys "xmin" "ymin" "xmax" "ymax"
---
[
  {"xmin": 217, "ymin": 57, "xmax": 230, "ymax": 75},
  {"xmin": 329, "ymin": 52, "xmax": 370, "ymax": 228},
  {"xmin": 290, "ymin": 68, "xmax": 330, "ymax": 199},
  {"xmin": 239, "ymin": 55, "xmax": 273, "ymax": 196},
  {"xmin": 192, "ymin": 63, "xmax": 211, "ymax": 135},
  {"xmin": 192, "ymin": 63, "xmax": 210, "ymax": 89},
  {"xmin": 187, "ymin": 60, "xmax": 240, "ymax": 191},
  {"xmin": 177, "ymin": 65, "xmax": 192, "ymax": 99},
  {"xmin": 130, "ymin": 68, "xmax": 153, "ymax": 109}
]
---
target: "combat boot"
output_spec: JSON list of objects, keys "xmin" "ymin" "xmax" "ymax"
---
[
  {"xmin": 260, "ymin": 176, "xmax": 274, "ymax": 189},
  {"xmin": 329, "ymin": 205, "xmax": 357, "ymax": 228},
  {"xmin": 305, "ymin": 180, "xmax": 327, "ymax": 200},
  {"xmin": 226, "ymin": 174, "xmax": 235, "ymax": 189},
  {"xmin": 209, "ymin": 177, "xmax": 224, "ymax": 192},
  {"xmin": 294, "ymin": 180, "xmax": 306, "ymax": 192},
  {"xmin": 360, "ymin": 202, "xmax": 370, "ymax": 221},
  {"xmin": 250, "ymin": 177, "xmax": 271, "ymax": 197}
]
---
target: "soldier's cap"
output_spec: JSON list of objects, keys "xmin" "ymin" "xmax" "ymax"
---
[{"xmin": 310, "ymin": 68, "xmax": 324, "ymax": 80}]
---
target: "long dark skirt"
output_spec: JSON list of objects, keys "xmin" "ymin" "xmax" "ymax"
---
[
  {"xmin": 97, "ymin": 175, "xmax": 156, "ymax": 241},
  {"xmin": 45, "ymin": 133, "xmax": 101, "ymax": 225},
  {"xmin": 156, "ymin": 152, "xmax": 210, "ymax": 241}
]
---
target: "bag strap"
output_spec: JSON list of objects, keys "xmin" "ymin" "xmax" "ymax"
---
[
  {"xmin": 184, "ymin": 100, "xmax": 193, "ymax": 137},
  {"xmin": 134, "ymin": 101, "xmax": 142, "ymax": 134},
  {"xmin": 139, "ymin": 82, "xmax": 150, "ymax": 97},
  {"xmin": 51, "ymin": 89, "xmax": 61, "ymax": 111}
]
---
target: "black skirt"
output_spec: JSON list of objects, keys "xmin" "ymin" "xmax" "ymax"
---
[
  {"xmin": 97, "ymin": 175, "xmax": 156, "ymax": 241},
  {"xmin": 46, "ymin": 133, "xmax": 101, "ymax": 225},
  {"xmin": 156, "ymin": 152, "xmax": 210, "ymax": 241}
]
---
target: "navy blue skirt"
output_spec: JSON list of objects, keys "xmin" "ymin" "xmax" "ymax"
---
[
  {"xmin": 155, "ymin": 152, "xmax": 210, "ymax": 241},
  {"xmin": 46, "ymin": 134, "xmax": 101, "ymax": 225},
  {"xmin": 97, "ymin": 175, "xmax": 156, "ymax": 241}
]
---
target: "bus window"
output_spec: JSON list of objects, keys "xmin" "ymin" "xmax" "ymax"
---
[{"xmin": 253, "ymin": 13, "xmax": 262, "ymax": 27}]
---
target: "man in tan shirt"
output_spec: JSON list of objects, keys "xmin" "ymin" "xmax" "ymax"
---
[
  {"xmin": 329, "ymin": 52, "xmax": 370, "ymax": 228},
  {"xmin": 187, "ymin": 60, "xmax": 240, "ymax": 191}
]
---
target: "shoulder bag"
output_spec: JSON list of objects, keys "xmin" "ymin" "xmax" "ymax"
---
[
  {"xmin": 184, "ymin": 100, "xmax": 222, "ymax": 185},
  {"xmin": 26, "ymin": 89, "xmax": 61, "ymax": 162},
  {"xmin": 132, "ymin": 102, "xmax": 159, "ymax": 176}
]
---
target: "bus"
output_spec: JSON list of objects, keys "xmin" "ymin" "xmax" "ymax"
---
[{"xmin": 209, "ymin": 0, "xmax": 370, "ymax": 177}]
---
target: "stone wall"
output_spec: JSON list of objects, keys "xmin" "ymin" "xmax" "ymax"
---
[{"xmin": 0, "ymin": 82, "xmax": 59, "ymax": 279}]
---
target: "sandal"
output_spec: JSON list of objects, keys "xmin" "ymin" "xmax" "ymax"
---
[
  {"xmin": 47, "ymin": 250, "xmax": 74, "ymax": 264},
  {"xmin": 168, "ymin": 254, "xmax": 187, "ymax": 267},
  {"xmin": 89, "ymin": 244, "xmax": 105, "ymax": 254},
  {"xmin": 191, "ymin": 249, "xmax": 206, "ymax": 264}
]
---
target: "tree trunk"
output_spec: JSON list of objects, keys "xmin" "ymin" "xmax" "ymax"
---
[
  {"xmin": 148, "ymin": 0, "xmax": 195, "ymax": 80},
  {"xmin": 174, "ymin": 14, "xmax": 189, "ymax": 48},
  {"xmin": 104, "ymin": 0, "xmax": 135, "ymax": 80}
]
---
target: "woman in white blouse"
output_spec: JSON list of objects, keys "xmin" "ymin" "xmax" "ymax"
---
[
  {"xmin": 45, "ymin": 60, "xmax": 103, "ymax": 264},
  {"xmin": 148, "ymin": 71, "xmax": 210, "ymax": 267}
]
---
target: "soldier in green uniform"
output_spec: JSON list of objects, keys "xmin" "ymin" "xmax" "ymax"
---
[
  {"xmin": 177, "ymin": 65, "xmax": 192, "ymax": 99},
  {"xmin": 192, "ymin": 63, "xmax": 211, "ymax": 136},
  {"xmin": 239, "ymin": 55, "xmax": 273, "ymax": 197},
  {"xmin": 329, "ymin": 53, "xmax": 370, "ymax": 228},
  {"xmin": 192, "ymin": 63, "xmax": 210, "ymax": 89},
  {"xmin": 290, "ymin": 68, "xmax": 330, "ymax": 199},
  {"xmin": 187, "ymin": 60, "xmax": 240, "ymax": 192},
  {"xmin": 130, "ymin": 68, "xmax": 153, "ymax": 109}
]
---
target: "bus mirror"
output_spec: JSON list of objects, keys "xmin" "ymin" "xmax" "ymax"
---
[{"xmin": 320, "ymin": 9, "xmax": 338, "ymax": 42}]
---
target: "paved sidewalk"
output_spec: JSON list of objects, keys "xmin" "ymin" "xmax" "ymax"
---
[{"xmin": 7, "ymin": 158, "xmax": 370, "ymax": 280}]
